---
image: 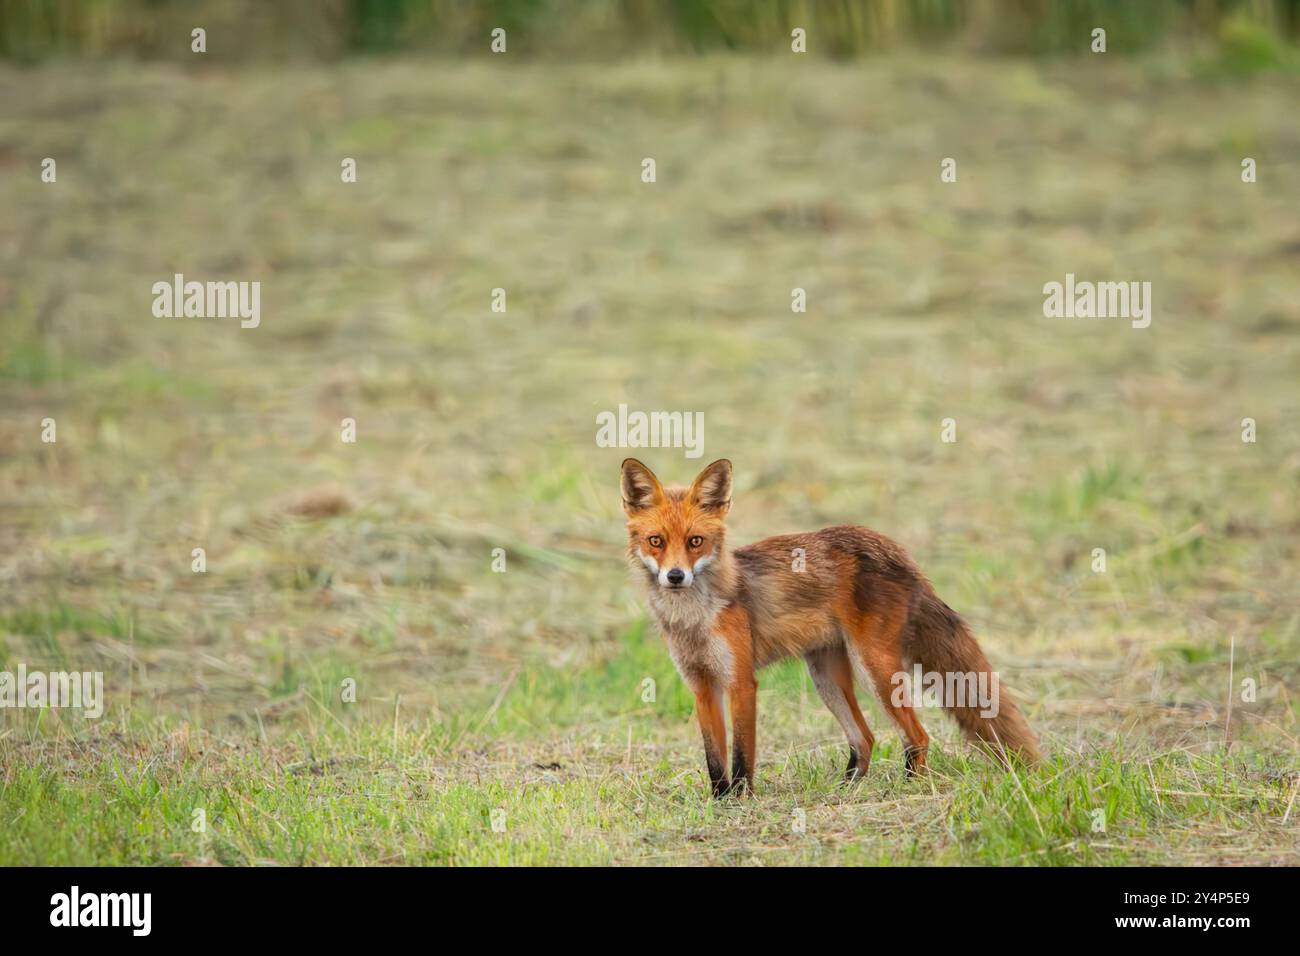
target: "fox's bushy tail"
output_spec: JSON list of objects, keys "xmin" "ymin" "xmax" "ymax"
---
[{"xmin": 906, "ymin": 589, "xmax": 1041, "ymax": 765}]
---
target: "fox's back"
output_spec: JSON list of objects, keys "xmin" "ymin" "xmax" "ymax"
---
[{"xmin": 733, "ymin": 525, "xmax": 926, "ymax": 667}]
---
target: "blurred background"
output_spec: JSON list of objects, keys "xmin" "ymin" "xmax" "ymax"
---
[
  {"xmin": 1, "ymin": 1, "xmax": 1297, "ymax": 864},
  {"xmin": 2, "ymin": 0, "xmax": 1300, "ymax": 60}
]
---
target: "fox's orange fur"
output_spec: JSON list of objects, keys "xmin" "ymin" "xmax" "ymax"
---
[{"xmin": 621, "ymin": 457, "xmax": 1040, "ymax": 796}]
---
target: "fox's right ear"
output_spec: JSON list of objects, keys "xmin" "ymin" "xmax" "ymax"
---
[{"xmin": 621, "ymin": 458, "xmax": 664, "ymax": 514}]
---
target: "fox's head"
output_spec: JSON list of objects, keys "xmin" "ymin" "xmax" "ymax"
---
[{"xmin": 621, "ymin": 458, "xmax": 732, "ymax": 592}]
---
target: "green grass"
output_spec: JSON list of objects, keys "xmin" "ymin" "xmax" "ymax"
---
[
  {"xmin": 3, "ymin": 658, "xmax": 1295, "ymax": 864},
  {"xmin": 1, "ymin": 51, "xmax": 1298, "ymax": 865},
  {"xmin": 2, "ymin": 613, "xmax": 1297, "ymax": 864}
]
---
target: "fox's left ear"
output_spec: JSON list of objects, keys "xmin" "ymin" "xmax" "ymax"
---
[{"xmin": 689, "ymin": 459, "xmax": 732, "ymax": 514}]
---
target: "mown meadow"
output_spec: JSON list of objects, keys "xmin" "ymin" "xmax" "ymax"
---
[{"xmin": 1, "ymin": 34, "xmax": 1298, "ymax": 863}]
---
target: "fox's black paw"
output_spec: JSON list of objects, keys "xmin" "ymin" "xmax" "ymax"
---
[
  {"xmin": 712, "ymin": 777, "xmax": 751, "ymax": 798},
  {"xmin": 724, "ymin": 777, "xmax": 752, "ymax": 797},
  {"xmin": 904, "ymin": 746, "xmax": 928, "ymax": 777},
  {"xmin": 844, "ymin": 747, "xmax": 870, "ymax": 783}
]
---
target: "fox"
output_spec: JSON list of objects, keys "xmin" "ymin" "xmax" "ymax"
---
[{"xmin": 621, "ymin": 457, "xmax": 1040, "ymax": 796}]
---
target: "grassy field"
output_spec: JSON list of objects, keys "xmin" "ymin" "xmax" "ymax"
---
[{"xmin": 1, "ymin": 52, "xmax": 1298, "ymax": 865}]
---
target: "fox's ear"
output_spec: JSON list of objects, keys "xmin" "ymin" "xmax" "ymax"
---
[
  {"xmin": 621, "ymin": 458, "xmax": 664, "ymax": 513},
  {"xmin": 689, "ymin": 459, "xmax": 732, "ymax": 514}
]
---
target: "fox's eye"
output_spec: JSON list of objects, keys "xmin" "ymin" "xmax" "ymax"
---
[
  {"xmin": 688, "ymin": 536, "xmax": 704, "ymax": 548},
  {"xmin": 647, "ymin": 535, "xmax": 663, "ymax": 548}
]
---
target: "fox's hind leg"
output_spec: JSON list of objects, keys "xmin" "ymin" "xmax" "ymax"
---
[
  {"xmin": 842, "ymin": 604, "xmax": 931, "ymax": 776},
  {"xmin": 805, "ymin": 644, "xmax": 875, "ymax": 781}
]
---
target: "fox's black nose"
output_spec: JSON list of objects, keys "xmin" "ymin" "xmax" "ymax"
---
[{"xmin": 666, "ymin": 568, "xmax": 686, "ymax": 585}]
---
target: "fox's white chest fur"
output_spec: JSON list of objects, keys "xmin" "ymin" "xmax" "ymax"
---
[{"xmin": 647, "ymin": 583, "xmax": 734, "ymax": 687}]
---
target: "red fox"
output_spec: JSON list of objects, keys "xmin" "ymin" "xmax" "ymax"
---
[{"xmin": 621, "ymin": 457, "xmax": 1040, "ymax": 796}]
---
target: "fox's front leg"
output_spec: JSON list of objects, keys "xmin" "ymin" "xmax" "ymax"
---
[
  {"xmin": 692, "ymin": 683, "xmax": 730, "ymax": 797},
  {"xmin": 715, "ymin": 604, "xmax": 756, "ymax": 794},
  {"xmin": 727, "ymin": 672, "xmax": 757, "ymax": 794}
]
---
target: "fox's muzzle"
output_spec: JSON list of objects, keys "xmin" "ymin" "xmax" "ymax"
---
[{"xmin": 660, "ymin": 566, "xmax": 692, "ymax": 588}]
